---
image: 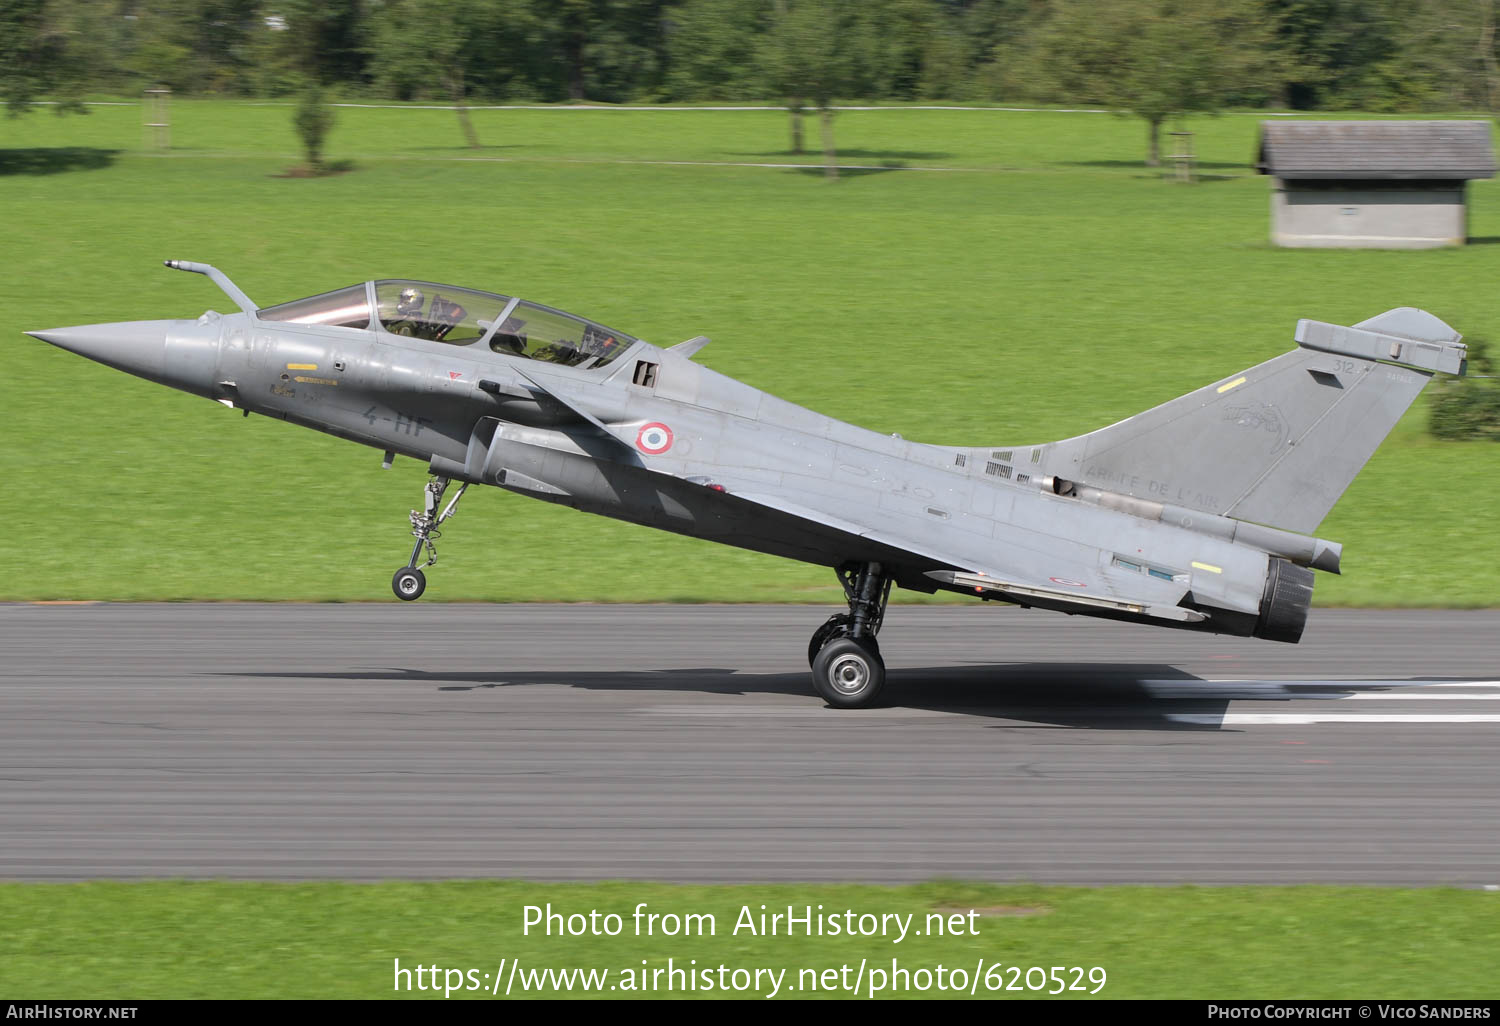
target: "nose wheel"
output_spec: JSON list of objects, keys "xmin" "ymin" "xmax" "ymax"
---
[
  {"xmin": 392, "ymin": 475, "xmax": 468, "ymax": 601},
  {"xmin": 808, "ymin": 562, "xmax": 891, "ymax": 708},
  {"xmin": 392, "ymin": 567, "xmax": 426, "ymax": 600}
]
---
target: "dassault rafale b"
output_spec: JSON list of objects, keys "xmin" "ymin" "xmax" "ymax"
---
[{"xmin": 27, "ymin": 261, "xmax": 1468, "ymax": 707}]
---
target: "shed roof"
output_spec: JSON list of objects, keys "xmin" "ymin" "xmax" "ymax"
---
[{"xmin": 1256, "ymin": 121, "xmax": 1495, "ymax": 180}]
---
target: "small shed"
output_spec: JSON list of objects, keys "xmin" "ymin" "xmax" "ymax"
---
[{"xmin": 1256, "ymin": 121, "xmax": 1495, "ymax": 248}]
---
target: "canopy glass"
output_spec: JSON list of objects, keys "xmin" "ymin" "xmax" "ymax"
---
[{"xmin": 258, "ymin": 281, "xmax": 638, "ymax": 370}]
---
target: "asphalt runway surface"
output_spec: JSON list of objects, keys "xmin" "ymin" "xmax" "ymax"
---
[{"xmin": 3, "ymin": 603, "xmax": 1498, "ymax": 885}]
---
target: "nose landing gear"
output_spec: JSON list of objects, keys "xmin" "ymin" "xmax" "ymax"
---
[
  {"xmin": 809, "ymin": 562, "xmax": 891, "ymax": 708},
  {"xmin": 392, "ymin": 565, "xmax": 426, "ymax": 600},
  {"xmin": 392, "ymin": 475, "xmax": 468, "ymax": 601}
]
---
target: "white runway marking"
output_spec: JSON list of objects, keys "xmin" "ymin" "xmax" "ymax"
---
[
  {"xmin": 1155, "ymin": 679, "xmax": 1500, "ymax": 687},
  {"xmin": 641, "ymin": 679, "xmax": 1500, "ymax": 726},
  {"xmin": 1295, "ymin": 692, "xmax": 1497, "ymax": 700},
  {"xmin": 1143, "ymin": 680, "xmax": 1500, "ymax": 701},
  {"xmin": 1349, "ymin": 681, "xmax": 1500, "ymax": 688},
  {"xmin": 1169, "ymin": 713, "xmax": 1500, "ymax": 726},
  {"xmin": 641, "ymin": 705, "xmax": 956, "ymax": 718}
]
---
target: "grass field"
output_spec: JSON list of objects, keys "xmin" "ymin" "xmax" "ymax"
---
[
  {"xmin": 3, "ymin": 880, "xmax": 1497, "ymax": 999},
  {"xmin": 3, "ymin": 101, "xmax": 1500, "ymax": 604}
]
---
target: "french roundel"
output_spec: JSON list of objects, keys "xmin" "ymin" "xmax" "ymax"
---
[{"xmin": 636, "ymin": 422, "xmax": 674, "ymax": 455}]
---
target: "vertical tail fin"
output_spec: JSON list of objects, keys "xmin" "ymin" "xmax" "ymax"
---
[{"xmin": 1036, "ymin": 309, "xmax": 1465, "ymax": 534}]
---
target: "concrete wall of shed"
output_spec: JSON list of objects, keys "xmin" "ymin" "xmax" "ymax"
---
[{"xmin": 1270, "ymin": 179, "xmax": 1468, "ymax": 248}]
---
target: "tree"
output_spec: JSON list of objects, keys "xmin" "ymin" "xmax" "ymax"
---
[
  {"xmin": 847, "ymin": 0, "xmax": 931, "ymax": 103},
  {"xmin": 119, "ymin": 1, "xmax": 265, "ymax": 95},
  {"xmin": 920, "ymin": 0, "xmax": 1033, "ymax": 100},
  {"xmin": 0, "ymin": 0, "xmax": 91, "ymax": 118},
  {"xmin": 274, "ymin": 0, "xmax": 365, "ymax": 170},
  {"xmin": 763, "ymin": 0, "xmax": 860, "ymax": 173},
  {"xmin": 663, "ymin": 0, "xmax": 773, "ymax": 102},
  {"xmin": 274, "ymin": 0, "xmax": 373, "ymax": 88},
  {"xmin": 1266, "ymin": 0, "xmax": 1411, "ymax": 110},
  {"xmin": 762, "ymin": 0, "xmax": 806, "ymax": 153},
  {"xmin": 1013, "ymin": 0, "xmax": 1282, "ymax": 166},
  {"xmin": 1392, "ymin": 0, "xmax": 1500, "ymax": 114},
  {"xmin": 514, "ymin": 0, "xmax": 672, "ymax": 103},
  {"xmin": 372, "ymin": 0, "xmax": 505, "ymax": 147}
]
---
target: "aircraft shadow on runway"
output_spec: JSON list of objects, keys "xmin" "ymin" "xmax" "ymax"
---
[{"xmin": 221, "ymin": 663, "xmax": 1418, "ymax": 731}]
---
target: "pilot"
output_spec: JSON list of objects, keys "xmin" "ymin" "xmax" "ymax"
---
[
  {"xmin": 397, "ymin": 286, "xmax": 424, "ymax": 318},
  {"xmin": 386, "ymin": 287, "xmax": 430, "ymax": 338}
]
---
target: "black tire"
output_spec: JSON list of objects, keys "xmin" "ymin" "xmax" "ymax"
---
[
  {"xmin": 811, "ymin": 636, "xmax": 886, "ymax": 708},
  {"xmin": 807, "ymin": 614, "xmax": 852, "ymax": 666},
  {"xmin": 392, "ymin": 566, "xmax": 426, "ymax": 601}
]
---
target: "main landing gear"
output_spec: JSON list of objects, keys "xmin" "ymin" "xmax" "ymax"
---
[
  {"xmin": 392, "ymin": 475, "xmax": 468, "ymax": 601},
  {"xmin": 808, "ymin": 562, "xmax": 892, "ymax": 708}
]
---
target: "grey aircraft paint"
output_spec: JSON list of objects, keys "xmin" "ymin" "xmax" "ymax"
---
[{"xmin": 25, "ymin": 262, "xmax": 1470, "ymax": 707}]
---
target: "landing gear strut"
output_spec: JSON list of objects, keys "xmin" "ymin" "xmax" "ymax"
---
[
  {"xmin": 809, "ymin": 562, "xmax": 891, "ymax": 708},
  {"xmin": 392, "ymin": 475, "xmax": 468, "ymax": 601}
]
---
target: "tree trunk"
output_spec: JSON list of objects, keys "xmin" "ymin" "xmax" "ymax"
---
[
  {"xmin": 820, "ymin": 106, "xmax": 837, "ymax": 180},
  {"xmin": 1146, "ymin": 117, "xmax": 1162, "ymax": 167},
  {"xmin": 446, "ymin": 73, "xmax": 480, "ymax": 149},
  {"xmin": 455, "ymin": 104, "xmax": 480, "ymax": 149},
  {"xmin": 789, "ymin": 99, "xmax": 804, "ymax": 154},
  {"xmin": 567, "ymin": 33, "xmax": 586, "ymax": 101},
  {"xmin": 1481, "ymin": 0, "xmax": 1500, "ymax": 115}
]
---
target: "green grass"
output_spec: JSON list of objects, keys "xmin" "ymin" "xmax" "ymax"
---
[
  {"xmin": 3, "ymin": 102, "xmax": 1500, "ymax": 604},
  {"xmin": 2, "ymin": 881, "xmax": 1496, "ymax": 998}
]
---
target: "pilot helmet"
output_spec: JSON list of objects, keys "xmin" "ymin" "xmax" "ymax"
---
[{"xmin": 396, "ymin": 286, "xmax": 424, "ymax": 316}]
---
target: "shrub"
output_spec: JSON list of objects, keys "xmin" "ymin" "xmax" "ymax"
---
[
  {"xmin": 1430, "ymin": 336, "xmax": 1500, "ymax": 441},
  {"xmin": 293, "ymin": 83, "xmax": 336, "ymax": 173}
]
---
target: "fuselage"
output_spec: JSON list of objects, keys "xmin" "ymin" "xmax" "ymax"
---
[{"xmin": 31, "ymin": 285, "xmax": 1291, "ymax": 639}]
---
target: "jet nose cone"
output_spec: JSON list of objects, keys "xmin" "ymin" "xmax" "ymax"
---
[
  {"xmin": 25, "ymin": 328, "xmax": 71, "ymax": 346},
  {"xmin": 25, "ymin": 320, "xmax": 174, "ymax": 379}
]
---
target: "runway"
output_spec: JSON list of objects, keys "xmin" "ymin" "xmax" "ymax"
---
[{"xmin": 2, "ymin": 603, "xmax": 1498, "ymax": 885}]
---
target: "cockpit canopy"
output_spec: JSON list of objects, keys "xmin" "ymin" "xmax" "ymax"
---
[{"xmin": 256, "ymin": 280, "xmax": 638, "ymax": 369}]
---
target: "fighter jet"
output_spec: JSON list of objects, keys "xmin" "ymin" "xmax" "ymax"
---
[{"xmin": 26, "ymin": 261, "xmax": 1468, "ymax": 707}]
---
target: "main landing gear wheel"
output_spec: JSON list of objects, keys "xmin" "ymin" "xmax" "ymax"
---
[
  {"xmin": 391, "ymin": 474, "xmax": 469, "ymax": 601},
  {"xmin": 392, "ymin": 566, "xmax": 426, "ymax": 601},
  {"xmin": 812, "ymin": 637, "xmax": 885, "ymax": 708},
  {"xmin": 807, "ymin": 561, "xmax": 893, "ymax": 708}
]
